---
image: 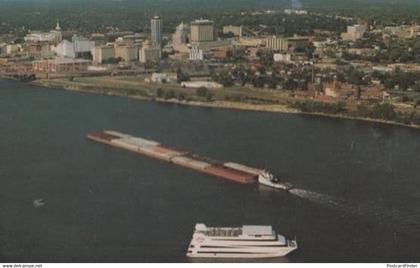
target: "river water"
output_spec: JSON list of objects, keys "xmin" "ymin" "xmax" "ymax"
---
[{"xmin": 1, "ymin": 79, "xmax": 420, "ymax": 262}]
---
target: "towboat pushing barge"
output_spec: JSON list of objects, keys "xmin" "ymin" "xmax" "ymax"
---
[{"xmin": 86, "ymin": 131, "xmax": 293, "ymax": 191}]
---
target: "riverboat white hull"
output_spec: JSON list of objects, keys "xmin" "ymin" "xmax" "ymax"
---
[{"xmin": 187, "ymin": 224, "xmax": 297, "ymax": 259}]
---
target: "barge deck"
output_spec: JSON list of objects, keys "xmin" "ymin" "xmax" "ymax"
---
[{"xmin": 86, "ymin": 130, "xmax": 292, "ymax": 190}]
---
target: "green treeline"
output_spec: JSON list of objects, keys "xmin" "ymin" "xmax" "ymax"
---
[
  {"xmin": 2, "ymin": 0, "xmax": 420, "ymax": 36},
  {"xmin": 290, "ymin": 100, "xmax": 420, "ymax": 125}
]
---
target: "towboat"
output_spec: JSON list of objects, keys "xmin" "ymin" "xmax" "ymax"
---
[{"xmin": 258, "ymin": 170, "xmax": 293, "ymax": 191}]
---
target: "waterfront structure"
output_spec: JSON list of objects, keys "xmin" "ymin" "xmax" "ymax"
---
[
  {"xmin": 191, "ymin": 19, "xmax": 215, "ymax": 42},
  {"xmin": 25, "ymin": 31, "xmax": 61, "ymax": 44},
  {"xmin": 323, "ymin": 80, "xmax": 362, "ymax": 100},
  {"xmin": 32, "ymin": 58, "xmax": 91, "ymax": 73},
  {"xmin": 223, "ymin": 25, "xmax": 243, "ymax": 37},
  {"xmin": 151, "ymin": 16, "xmax": 162, "ymax": 46},
  {"xmin": 115, "ymin": 44, "xmax": 138, "ymax": 62},
  {"xmin": 265, "ymin": 36, "xmax": 288, "ymax": 51},
  {"xmin": 187, "ymin": 223, "xmax": 298, "ymax": 258},
  {"xmin": 139, "ymin": 40, "xmax": 161, "ymax": 63},
  {"xmin": 92, "ymin": 45, "xmax": 115, "ymax": 64},
  {"xmin": 52, "ymin": 36, "xmax": 94, "ymax": 59},
  {"xmin": 341, "ymin": 24, "xmax": 367, "ymax": 42},
  {"xmin": 189, "ymin": 39, "xmax": 233, "ymax": 61},
  {"xmin": 24, "ymin": 21, "xmax": 63, "ymax": 45},
  {"xmin": 25, "ymin": 42, "xmax": 53, "ymax": 59}
]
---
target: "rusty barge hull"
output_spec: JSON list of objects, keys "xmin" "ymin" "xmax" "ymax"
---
[{"xmin": 87, "ymin": 131, "xmax": 259, "ymax": 184}]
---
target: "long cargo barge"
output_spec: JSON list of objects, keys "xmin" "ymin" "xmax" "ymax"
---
[{"xmin": 86, "ymin": 131, "xmax": 292, "ymax": 190}]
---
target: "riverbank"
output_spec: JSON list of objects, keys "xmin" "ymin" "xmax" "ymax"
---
[
  {"xmin": 156, "ymin": 99, "xmax": 420, "ymax": 129},
  {"xmin": 30, "ymin": 76, "xmax": 420, "ymax": 130}
]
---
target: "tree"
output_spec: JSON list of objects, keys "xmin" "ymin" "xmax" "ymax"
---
[
  {"xmin": 177, "ymin": 68, "xmax": 190, "ymax": 83},
  {"xmin": 214, "ymin": 71, "xmax": 234, "ymax": 87},
  {"xmin": 102, "ymin": 57, "xmax": 120, "ymax": 64},
  {"xmin": 163, "ymin": 90, "xmax": 175, "ymax": 99},
  {"xmin": 268, "ymin": 74, "xmax": 280, "ymax": 89},
  {"xmin": 372, "ymin": 103, "xmax": 396, "ymax": 120},
  {"xmin": 156, "ymin": 88, "xmax": 163, "ymax": 98},
  {"xmin": 196, "ymin": 87, "xmax": 208, "ymax": 97},
  {"xmin": 178, "ymin": 93, "xmax": 186, "ymax": 101},
  {"xmin": 252, "ymin": 76, "xmax": 266, "ymax": 88},
  {"xmin": 206, "ymin": 92, "xmax": 214, "ymax": 101},
  {"xmin": 346, "ymin": 67, "xmax": 366, "ymax": 85}
]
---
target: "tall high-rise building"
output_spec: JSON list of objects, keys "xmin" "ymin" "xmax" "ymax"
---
[
  {"xmin": 151, "ymin": 16, "xmax": 162, "ymax": 46},
  {"xmin": 190, "ymin": 19, "xmax": 214, "ymax": 43},
  {"xmin": 172, "ymin": 22, "xmax": 190, "ymax": 45},
  {"xmin": 139, "ymin": 40, "xmax": 161, "ymax": 63}
]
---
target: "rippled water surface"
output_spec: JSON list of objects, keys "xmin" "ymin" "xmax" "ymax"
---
[{"xmin": 1, "ymin": 80, "xmax": 420, "ymax": 262}]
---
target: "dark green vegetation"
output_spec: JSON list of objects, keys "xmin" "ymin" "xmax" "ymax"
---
[
  {"xmin": 342, "ymin": 34, "xmax": 420, "ymax": 64},
  {"xmin": 290, "ymin": 100, "xmax": 420, "ymax": 126},
  {"xmin": 372, "ymin": 69, "xmax": 420, "ymax": 91},
  {"xmin": 309, "ymin": 0, "xmax": 420, "ymax": 24},
  {"xmin": 290, "ymin": 101, "xmax": 347, "ymax": 115},
  {"xmin": 0, "ymin": 0, "xmax": 347, "ymax": 37},
  {"xmin": 1, "ymin": 0, "xmax": 420, "ymax": 37}
]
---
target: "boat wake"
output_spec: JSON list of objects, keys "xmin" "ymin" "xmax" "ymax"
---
[
  {"xmin": 289, "ymin": 188, "xmax": 352, "ymax": 211},
  {"xmin": 289, "ymin": 188, "xmax": 420, "ymax": 233}
]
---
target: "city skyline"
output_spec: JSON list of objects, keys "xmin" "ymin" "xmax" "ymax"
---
[{"xmin": 1, "ymin": 0, "xmax": 420, "ymax": 266}]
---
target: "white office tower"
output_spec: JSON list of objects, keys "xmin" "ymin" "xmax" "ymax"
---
[
  {"xmin": 173, "ymin": 22, "xmax": 190, "ymax": 45},
  {"xmin": 151, "ymin": 16, "xmax": 162, "ymax": 46}
]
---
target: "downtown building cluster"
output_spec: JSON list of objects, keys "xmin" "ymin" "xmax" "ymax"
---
[{"xmin": 1, "ymin": 8, "xmax": 420, "ymax": 108}]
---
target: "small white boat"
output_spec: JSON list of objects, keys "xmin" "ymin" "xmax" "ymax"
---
[
  {"xmin": 258, "ymin": 170, "xmax": 293, "ymax": 191},
  {"xmin": 33, "ymin": 198, "xmax": 45, "ymax": 208},
  {"xmin": 187, "ymin": 223, "xmax": 298, "ymax": 259}
]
